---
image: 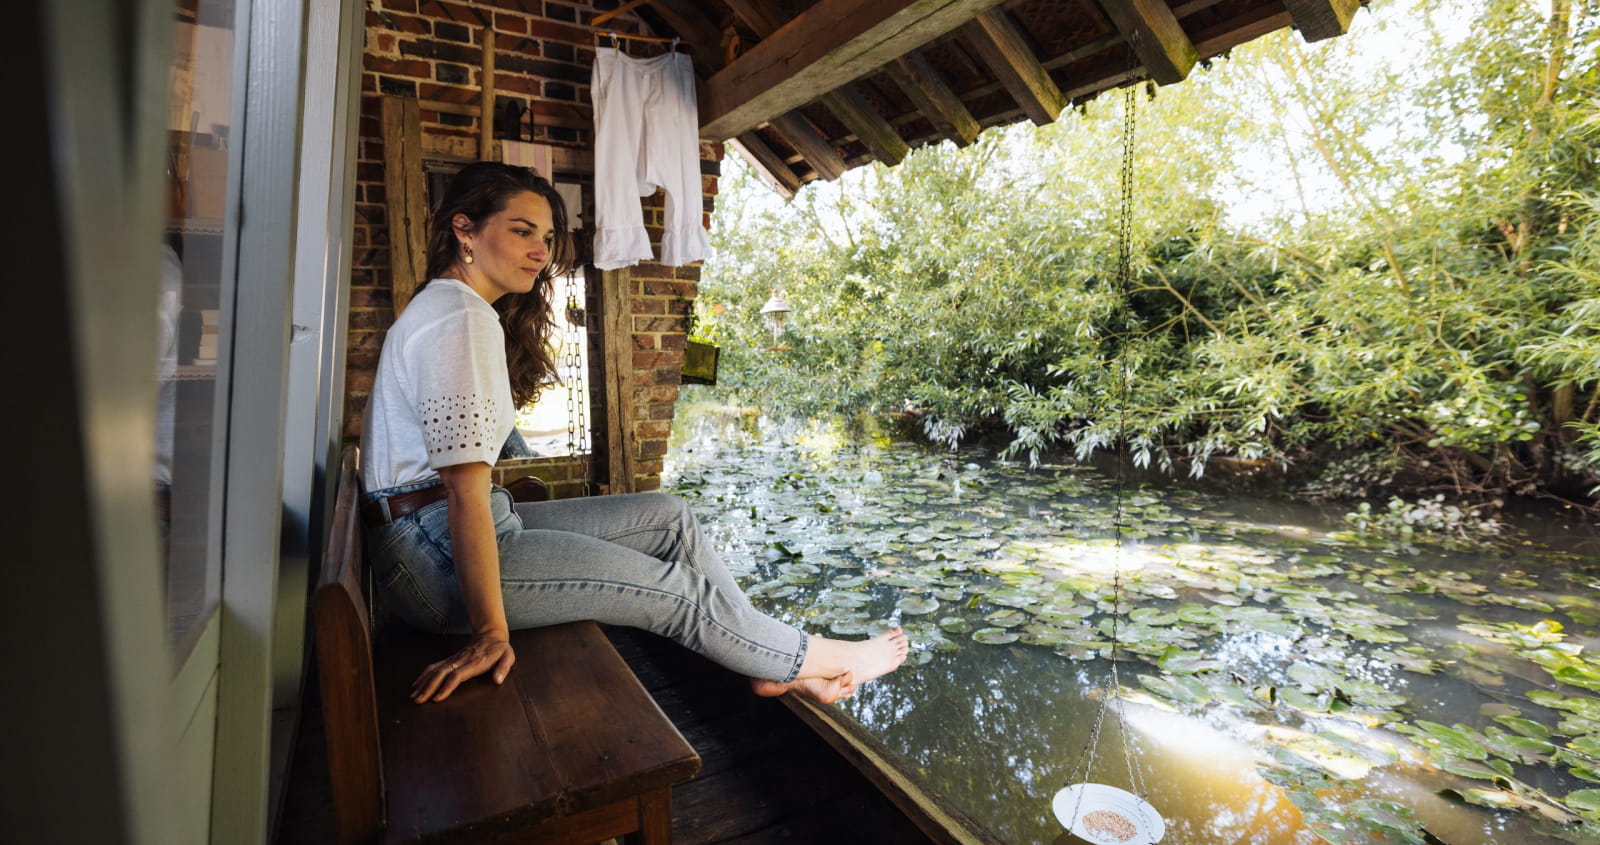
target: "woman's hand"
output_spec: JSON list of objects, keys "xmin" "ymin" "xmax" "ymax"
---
[{"xmin": 410, "ymin": 632, "xmax": 516, "ymax": 703}]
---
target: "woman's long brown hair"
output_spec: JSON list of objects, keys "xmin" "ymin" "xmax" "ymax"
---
[{"xmin": 422, "ymin": 162, "xmax": 575, "ymax": 407}]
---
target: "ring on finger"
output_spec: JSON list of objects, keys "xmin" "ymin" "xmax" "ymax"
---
[{"xmin": 449, "ymin": 662, "xmax": 460, "ymax": 671}]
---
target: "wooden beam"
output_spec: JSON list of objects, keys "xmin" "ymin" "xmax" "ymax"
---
[
  {"xmin": 725, "ymin": 0, "xmax": 909, "ymax": 166},
  {"xmin": 1283, "ymin": 0, "xmax": 1359, "ymax": 42},
  {"xmin": 700, "ymin": 0, "xmax": 1009, "ymax": 141},
  {"xmin": 960, "ymin": 8, "xmax": 1064, "ymax": 126},
  {"xmin": 381, "ymin": 96, "xmax": 428, "ymax": 315},
  {"xmin": 600, "ymin": 267, "xmax": 637, "ymax": 494},
  {"xmin": 1192, "ymin": 9, "xmax": 1291, "ymax": 57},
  {"xmin": 721, "ymin": 0, "xmax": 785, "ymax": 34},
  {"xmin": 819, "ymin": 88, "xmax": 908, "ymax": 166},
  {"xmin": 1095, "ymin": 0, "xmax": 1198, "ymax": 85},
  {"xmin": 730, "ymin": 131, "xmax": 802, "ymax": 197},
  {"xmin": 886, "ymin": 51, "xmax": 980, "ymax": 146},
  {"xmin": 479, "ymin": 25, "xmax": 495, "ymax": 160},
  {"xmin": 419, "ymin": 133, "xmax": 595, "ymax": 175},
  {"xmin": 768, "ymin": 111, "xmax": 847, "ymax": 181}
]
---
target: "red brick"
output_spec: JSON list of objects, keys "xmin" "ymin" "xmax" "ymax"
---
[
  {"xmin": 495, "ymin": 74, "xmax": 542, "ymax": 97},
  {"xmin": 527, "ymin": 19, "xmax": 589, "ymax": 44},
  {"xmin": 631, "ymin": 334, "xmax": 657, "ymax": 350},
  {"xmin": 653, "ymin": 385, "xmax": 681, "ymax": 403},
  {"xmin": 494, "ymin": 11, "xmax": 528, "ymax": 33},
  {"xmin": 419, "ymin": 0, "xmax": 485, "ymax": 23},
  {"xmin": 368, "ymin": 56, "xmax": 432, "ymax": 77},
  {"xmin": 373, "ymin": 11, "xmax": 431, "ymax": 34},
  {"xmin": 641, "ymin": 280, "xmax": 692, "ymax": 297},
  {"xmin": 346, "ymin": 369, "xmax": 376, "ymax": 394},
  {"xmin": 659, "ymin": 333, "xmax": 687, "ymax": 351},
  {"xmin": 638, "ymin": 421, "xmax": 672, "ymax": 441},
  {"xmin": 385, "ymin": 0, "xmax": 420, "ymax": 11},
  {"xmin": 632, "ymin": 316, "xmax": 682, "ymax": 333},
  {"xmin": 418, "ymin": 82, "xmax": 475, "ymax": 103}
]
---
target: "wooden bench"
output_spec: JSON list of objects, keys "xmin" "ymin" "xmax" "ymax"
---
[{"xmin": 313, "ymin": 445, "xmax": 701, "ymax": 844}]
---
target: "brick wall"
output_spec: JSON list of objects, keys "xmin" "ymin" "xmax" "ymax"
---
[{"xmin": 345, "ymin": 0, "xmax": 719, "ymax": 495}]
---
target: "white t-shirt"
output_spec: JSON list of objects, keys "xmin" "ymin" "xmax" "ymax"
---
[{"xmin": 361, "ymin": 278, "xmax": 514, "ymax": 493}]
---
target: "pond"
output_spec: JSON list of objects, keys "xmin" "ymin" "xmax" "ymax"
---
[{"xmin": 665, "ymin": 406, "xmax": 1600, "ymax": 845}]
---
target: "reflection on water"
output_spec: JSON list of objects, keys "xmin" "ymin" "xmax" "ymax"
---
[{"xmin": 667, "ymin": 408, "xmax": 1600, "ymax": 844}]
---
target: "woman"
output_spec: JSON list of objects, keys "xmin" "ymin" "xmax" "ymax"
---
[{"xmin": 361, "ymin": 162, "xmax": 908, "ymax": 705}]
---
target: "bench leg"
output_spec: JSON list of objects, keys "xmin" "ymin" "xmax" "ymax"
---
[{"xmin": 623, "ymin": 787, "xmax": 672, "ymax": 845}]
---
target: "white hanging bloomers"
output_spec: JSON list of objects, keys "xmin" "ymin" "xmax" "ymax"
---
[{"xmin": 590, "ymin": 46, "xmax": 710, "ymax": 270}]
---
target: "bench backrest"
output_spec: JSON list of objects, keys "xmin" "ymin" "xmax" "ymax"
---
[{"xmin": 312, "ymin": 445, "xmax": 385, "ymax": 845}]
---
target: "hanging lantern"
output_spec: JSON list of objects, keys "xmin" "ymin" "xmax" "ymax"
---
[{"xmin": 759, "ymin": 289, "xmax": 791, "ymax": 346}]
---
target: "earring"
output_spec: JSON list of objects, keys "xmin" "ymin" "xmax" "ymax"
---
[{"xmin": 463, "ymin": 244, "xmax": 474, "ymax": 265}]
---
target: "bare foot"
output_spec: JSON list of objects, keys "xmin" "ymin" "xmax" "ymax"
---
[
  {"xmin": 751, "ymin": 671, "xmax": 857, "ymax": 704},
  {"xmin": 797, "ymin": 627, "xmax": 910, "ymax": 687},
  {"xmin": 852, "ymin": 627, "xmax": 910, "ymax": 683}
]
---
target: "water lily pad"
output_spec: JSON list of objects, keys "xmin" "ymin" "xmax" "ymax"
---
[
  {"xmin": 1494, "ymin": 715, "xmax": 1553, "ymax": 740},
  {"xmin": 1274, "ymin": 737, "xmax": 1373, "ymax": 780},
  {"xmin": 896, "ymin": 596, "xmax": 940, "ymax": 615},
  {"xmin": 1565, "ymin": 789, "xmax": 1600, "ymax": 815},
  {"xmin": 938, "ymin": 616, "xmax": 973, "ymax": 634},
  {"xmin": 984, "ymin": 609, "xmax": 1029, "ymax": 628},
  {"xmin": 1129, "ymin": 607, "xmax": 1179, "ymax": 626},
  {"xmin": 1482, "ymin": 727, "xmax": 1554, "ymax": 764},
  {"xmin": 972, "ymin": 628, "xmax": 1020, "ymax": 645},
  {"xmin": 1401, "ymin": 720, "xmax": 1490, "ymax": 761}
]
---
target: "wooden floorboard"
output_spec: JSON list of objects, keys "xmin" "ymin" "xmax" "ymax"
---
[
  {"xmin": 275, "ymin": 627, "xmax": 931, "ymax": 844},
  {"xmin": 600, "ymin": 626, "xmax": 931, "ymax": 845}
]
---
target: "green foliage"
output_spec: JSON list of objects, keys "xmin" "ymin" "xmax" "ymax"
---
[{"xmin": 697, "ymin": 0, "xmax": 1600, "ymax": 505}]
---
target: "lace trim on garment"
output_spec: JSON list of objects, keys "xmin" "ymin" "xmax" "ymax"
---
[{"xmin": 420, "ymin": 393, "xmax": 502, "ymax": 458}]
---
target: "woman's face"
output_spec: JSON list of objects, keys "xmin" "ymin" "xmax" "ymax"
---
[{"xmin": 455, "ymin": 190, "xmax": 555, "ymax": 304}]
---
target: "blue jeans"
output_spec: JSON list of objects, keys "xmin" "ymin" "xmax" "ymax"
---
[{"xmin": 364, "ymin": 485, "xmax": 807, "ymax": 683}]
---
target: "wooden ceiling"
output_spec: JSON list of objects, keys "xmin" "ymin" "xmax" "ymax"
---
[{"xmin": 598, "ymin": 0, "xmax": 1361, "ymax": 195}]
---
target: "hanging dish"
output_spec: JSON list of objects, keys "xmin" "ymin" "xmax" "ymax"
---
[{"xmin": 1053, "ymin": 783, "xmax": 1164, "ymax": 845}]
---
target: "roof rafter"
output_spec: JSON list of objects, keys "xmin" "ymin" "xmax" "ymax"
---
[
  {"xmin": 700, "ymin": 0, "xmax": 1009, "ymax": 141},
  {"xmin": 725, "ymin": 0, "xmax": 908, "ymax": 168},
  {"xmin": 1095, "ymin": 0, "xmax": 1198, "ymax": 85},
  {"xmin": 730, "ymin": 131, "xmax": 803, "ymax": 196},
  {"xmin": 820, "ymin": 88, "xmax": 909, "ymax": 166},
  {"xmin": 1283, "ymin": 0, "xmax": 1359, "ymax": 42},
  {"xmin": 886, "ymin": 51, "xmax": 980, "ymax": 147},
  {"xmin": 768, "ymin": 111, "xmax": 848, "ymax": 181},
  {"xmin": 960, "ymin": 7, "xmax": 1064, "ymax": 126}
]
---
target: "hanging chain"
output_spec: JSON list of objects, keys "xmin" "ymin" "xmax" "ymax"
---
[
  {"xmin": 1110, "ymin": 41, "xmax": 1153, "ymax": 805},
  {"xmin": 1065, "ymin": 31, "xmax": 1150, "ymax": 811},
  {"xmin": 562, "ymin": 284, "xmax": 592, "ymax": 487}
]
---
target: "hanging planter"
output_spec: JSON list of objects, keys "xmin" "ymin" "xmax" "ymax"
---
[
  {"xmin": 681, "ymin": 338, "xmax": 719, "ymax": 385},
  {"xmin": 680, "ymin": 296, "xmax": 720, "ymax": 385}
]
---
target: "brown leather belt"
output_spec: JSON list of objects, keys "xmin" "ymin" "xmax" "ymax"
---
[{"xmin": 361, "ymin": 485, "xmax": 449, "ymax": 526}]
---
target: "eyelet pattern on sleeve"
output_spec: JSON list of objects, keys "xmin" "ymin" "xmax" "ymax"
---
[{"xmin": 420, "ymin": 393, "xmax": 502, "ymax": 457}]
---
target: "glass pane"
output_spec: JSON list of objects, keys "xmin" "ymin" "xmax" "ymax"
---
[
  {"xmin": 512, "ymin": 271, "xmax": 592, "ymax": 457},
  {"xmin": 159, "ymin": 0, "xmax": 236, "ymax": 655}
]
